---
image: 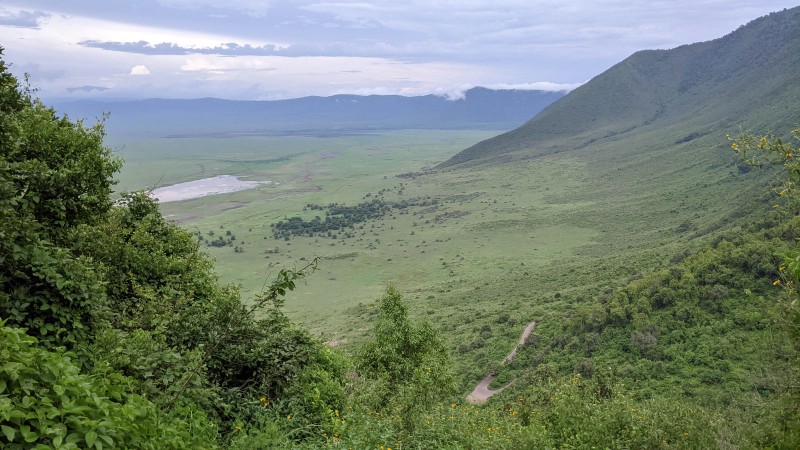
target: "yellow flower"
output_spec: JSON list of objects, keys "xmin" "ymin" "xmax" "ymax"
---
[
  {"xmin": 451, "ymin": 403, "xmax": 457, "ymax": 409},
  {"xmin": 287, "ymin": 415, "xmax": 292, "ymax": 420},
  {"xmin": 234, "ymin": 425, "xmax": 242, "ymax": 431},
  {"xmin": 773, "ymin": 279, "xmax": 781, "ymax": 286}
]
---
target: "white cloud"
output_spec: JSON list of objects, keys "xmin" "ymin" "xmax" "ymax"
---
[
  {"xmin": 130, "ymin": 64, "xmax": 150, "ymax": 75},
  {"xmin": 485, "ymin": 82, "xmax": 585, "ymax": 92}
]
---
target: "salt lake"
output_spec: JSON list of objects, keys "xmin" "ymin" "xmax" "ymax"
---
[{"xmin": 150, "ymin": 175, "xmax": 274, "ymax": 203}]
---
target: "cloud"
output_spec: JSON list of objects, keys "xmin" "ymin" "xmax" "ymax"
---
[
  {"xmin": 14, "ymin": 63, "xmax": 65, "ymax": 81},
  {"xmin": 430, "ymin": 81, "xmax": 581, "ymax": 102},
  {"xmin": 484, "ymin": 82, "xmax": 585, "ymax": 92},
  {"xmin": 66, "ymin": 85, "xmax": 110, "ymax": 93},
  {"xmin": 0, "ymin": 8, "xmax": 49, "ymax": 29},
  {"xmin": 130, "ymin": 65, "xmax": 151, "ymax": 75},
  {"xmin": 3, "ymin": 0, "xmax": 797, "ymax": 101},
  {"xmin": 80, "ymin": 40, "xmax": 290, "ymax": 56}
]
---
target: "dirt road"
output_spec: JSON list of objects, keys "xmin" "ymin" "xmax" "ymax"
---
[{"xmin": 466, "ymin": 321, "xmax": 536, "ymax": 404}]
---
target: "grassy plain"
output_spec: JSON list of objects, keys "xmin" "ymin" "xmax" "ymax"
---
[
  {"xmin": 110, "ymin": 131, "xmax": 596, "ymax": 327},
  {"xmin": 109, "ymin": 126, "xmax": 775, "ymax": 389}
]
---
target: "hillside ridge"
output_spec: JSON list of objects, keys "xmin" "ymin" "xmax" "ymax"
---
[{"xmin": 438, "ymin": 6, "xmax": 800, "ymax": 168}]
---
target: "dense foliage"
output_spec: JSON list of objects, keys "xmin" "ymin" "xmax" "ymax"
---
[{"xmin": 0, "ymin": 49, "xmax": 344, "ymax": 448}]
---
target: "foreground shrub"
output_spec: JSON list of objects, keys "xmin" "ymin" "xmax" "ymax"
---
[{"xmin": 0, "ymin": 322, "xmax": 217, "ymax": 449}]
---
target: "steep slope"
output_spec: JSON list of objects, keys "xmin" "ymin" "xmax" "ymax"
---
[
  {"xmin": 53, "ymin": 87, "xmax": 564, "ymax": 137},
  {"xmin": 438, "ymin": 7, "xmax": 800, "ymax": 168}
]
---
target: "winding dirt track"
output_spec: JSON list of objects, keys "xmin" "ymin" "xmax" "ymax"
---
[{"xmin": 466, "ymin": 321, "xmax": 536, "ymax": 404}]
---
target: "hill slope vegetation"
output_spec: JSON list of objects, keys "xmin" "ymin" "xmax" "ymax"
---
[{"xmin": 439, "ymin": 6, "xmax": 800, "ymax": 168}]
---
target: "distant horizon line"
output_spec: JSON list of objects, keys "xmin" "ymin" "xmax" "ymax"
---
[{"xmin": 44, "ymin": 83, "xmax": 583, "ymax": 104}]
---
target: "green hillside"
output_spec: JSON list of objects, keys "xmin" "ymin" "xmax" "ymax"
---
[{"xmin": 439, "ymin": 6, "xmax": 800, "ymax": 168}]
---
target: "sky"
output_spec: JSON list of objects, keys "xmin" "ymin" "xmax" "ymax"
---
[{"xmin": 0, "ymin": 1, "xmax": 797, "ymax": 101}]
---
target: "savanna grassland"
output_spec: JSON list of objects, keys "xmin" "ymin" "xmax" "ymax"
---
[{"xmin": 112, "ymin": 120, "xmax": 773, "ymax": 386}]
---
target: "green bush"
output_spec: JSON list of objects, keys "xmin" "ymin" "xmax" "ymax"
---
[
  {"xmin": 0, "ymin": 322, "xmax": 217, "ymax": 449},
  {"xmin": 356, "ymin": 286, "xmax": 456, "ymax": 426}
]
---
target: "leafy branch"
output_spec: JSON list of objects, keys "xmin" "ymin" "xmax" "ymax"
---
[{"xmin": 165, "ymin": 257, "xmax": 321, "ymax": 410}]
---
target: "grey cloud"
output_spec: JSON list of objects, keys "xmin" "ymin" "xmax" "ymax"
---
[
  {"xmin": 0, "ymin": 9, "xmax": 49, "ymax": 29},
  {"xmin": 15, "ymin": 63, "xmax": 65, "ymax": 82},
  {"xmin": 79, "ymin": 40, "xmax": 289, "ymax": 56}
]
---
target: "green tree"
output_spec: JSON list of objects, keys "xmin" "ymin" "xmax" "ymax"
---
[
  {"xmin": 0, "ymin": 46, "xmax": 121, "ymax": 350},
  {"xmin": 356, "ymin": 286, "xmax": 455, "ymax": 427}
]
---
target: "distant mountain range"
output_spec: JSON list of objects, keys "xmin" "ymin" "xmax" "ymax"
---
[
  {"xmin": 439, "ymin": 6, "xmax": 800, "ymax": 168},
  {"xmin": 52, "ymin": 87, "xmax": 566, "ymax": 137}
]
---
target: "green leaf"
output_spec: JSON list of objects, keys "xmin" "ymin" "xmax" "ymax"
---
[
  {"xmin": 1, "ymin": 424, "xmax": 16, "ymax": 441},
  {"xmin": 21, "ymin": 427, "xmax": 38, "ymax": 443},
  {"xmin": 85, "ymin": 431, "xmax": 96, "ymax": 448}
]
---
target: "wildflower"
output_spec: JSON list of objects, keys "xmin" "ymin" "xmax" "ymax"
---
[
  {"xmin": 287, "ymin": 415, "xmax": 292, "ymax": 420},
  {"xmin": 234, "ymin": 425, "xmax": 242, "ymax": 431},
  {"xmin": 451, "ymin": 403, "xmax": 457, "ymax": 409},
  {"xmin": 773, "ymin": 279, "xmax": 781, "ymax": 286}
]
